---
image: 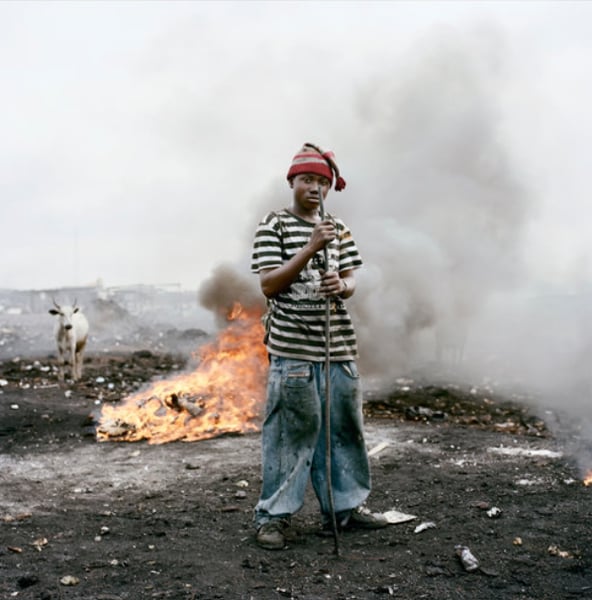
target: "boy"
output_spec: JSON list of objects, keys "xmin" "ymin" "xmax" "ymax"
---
[{"xmin": 250, "ymin": 143, "xmax": 388, "ymax": 550}]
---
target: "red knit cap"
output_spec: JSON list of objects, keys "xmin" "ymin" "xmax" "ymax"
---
[{"xmin": 286, "ymin": 143, "xmax": 347, "ymax": 191}]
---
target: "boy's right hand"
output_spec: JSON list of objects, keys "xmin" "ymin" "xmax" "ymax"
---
[{"xmin": 310, "ymin": 220, "xmax": 336, "ymax": 252}]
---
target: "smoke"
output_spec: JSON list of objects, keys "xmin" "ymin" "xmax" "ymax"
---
[
  {"xmin": 341, "ymin": 27, "xmax": 592, "ymax": 459},
  {"xmin": 198, "ymin": 26, "xmax": 592, "ymax": 443},
  {"xmin": 321, "ymin": 27, "xmax": 532, "ymax": 379},
  {"xmin": 198, "ymin": 262, "xmax": 265, "ymax": 328}
]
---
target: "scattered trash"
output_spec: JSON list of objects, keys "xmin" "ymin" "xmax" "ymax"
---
[
  {"xmin": 548, "ymin": 544, "xmax": 573, "ymax": 559},
  {"xmin": 98, "ymin": 418, "xmax": 134, "ymax": 437},
  {"xmin": 165, "ymin": 392, "xmax": 205, "ymax": 417},
  {"xmin": 9, "ymin": 404, "xmax": 19, "ymax": 410},
  {"xmin": 486, "ymin": 506, "xmax": 502, "ymax": 518},
  {"xmin": 368, "ymin": 441, "xmax": 390, "ymax": 457},
  {"xmin": 60, "ymin": 575, "xmax": 80, "ymax": 586},
  {"xmin": 405, "ymin": 406, "xmax": 447, "ymax": 421},
  {"xmin": 487, "ymin": 446, "xmax": 563, "ymax": 459},
  {"xmin": 382, "ymin": 509, "xmax": 416, "ymax": 524},
  {"xmin": 455, "ymin": 545, "xmax": 479, "ymax": 572},
  {"xmin": 414, "ymin": 521, "xmax": 436, "ymax": 534},
  {"xmin": 31, "ymin": 537, "xmax": 48, "ymax": 552},
  {"xmin": 513, "ymin": 537, "xmax": 523, "ymax": 546},
  {"xmin": 515, "ymin": 478, "xmax": 545, "ymax": 486},
  {"xmin": 1, "ymin": 512, "xmax": 32, "ymax": 523}
]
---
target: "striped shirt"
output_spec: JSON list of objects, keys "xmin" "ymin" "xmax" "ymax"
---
[{"xmin": 251, "ymin": 209, "xmax": 363, "ymax": 361}]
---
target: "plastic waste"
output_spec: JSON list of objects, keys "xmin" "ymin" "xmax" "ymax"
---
[{"xmin": 455, "ymin": 545, "xmax": 479, "ymax": 572}]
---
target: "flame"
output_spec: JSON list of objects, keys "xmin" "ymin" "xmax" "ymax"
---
[
  {"xmin": 584, "ymin": 471, "xmax": 592, "ymax": 487},
  {"xmin": 97, "ymin": 303, "xmax": 268, "ymax": 444}
]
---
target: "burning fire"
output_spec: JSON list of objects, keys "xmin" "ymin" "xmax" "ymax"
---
[
  {"xmin": 583, "ymin": 471, "xmax": 592, "ymax": 487},
  {"xmin": 97, "ymin": 303, "xmax": 268, "ymax": 444}
]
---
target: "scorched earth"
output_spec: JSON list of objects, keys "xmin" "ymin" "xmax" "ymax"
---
[{"xmin": 1, "ymin": 312, "xmax": 592, "ymax": 600}]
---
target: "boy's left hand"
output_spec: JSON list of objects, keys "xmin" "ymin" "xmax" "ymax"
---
[{"xmin": 320, "ymin": 271, "xmax": 343, "ymax": 297}]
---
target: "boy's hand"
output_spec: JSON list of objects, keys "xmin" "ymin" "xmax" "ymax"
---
[
  {"xmin": 320, "ymin": 270, "xmax": 343, "ymax": 297},
  {"xmin": 309, "ymin": 220, "xmax": 336, "ymax": 252}
]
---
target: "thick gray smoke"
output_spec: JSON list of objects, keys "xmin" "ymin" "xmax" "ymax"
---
[
  {"xmin": 339, "ymin": 29, "xmax": 532, "ymax": 379},
  {"xmin": 198, "ymin": 28, "xmax": 592, "ymax": 455},
  {"xmin": 197, "ymin": 263, "xmax": 265, "ymax": 328},
  {"xmin": 339, "ymin": 31, "xmax": 592, "ymax": 455}
]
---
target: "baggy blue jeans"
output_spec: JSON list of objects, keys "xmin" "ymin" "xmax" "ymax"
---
[{"xmin": 254, "ymin": 355, "xmax": 371, "ymax": 529}]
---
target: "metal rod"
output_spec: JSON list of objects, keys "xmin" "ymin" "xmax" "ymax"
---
[{"xmin": 319, "ymin": 185, "xmax": 339, "ymax": 556}]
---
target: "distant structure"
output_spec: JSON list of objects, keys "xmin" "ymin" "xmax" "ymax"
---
[{"xmin": 0, "ymin": 283, "xmax": 199, "ymax": 325}]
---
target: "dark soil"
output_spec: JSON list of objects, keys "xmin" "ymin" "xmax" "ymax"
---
[{"xmin": 1, "ymin": 330, "xmax": 592, "ymax": 599}]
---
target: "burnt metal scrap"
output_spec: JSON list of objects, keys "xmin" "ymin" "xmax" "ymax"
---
[
  {"xmin": 165, "ymin": 392, "xmax": 206, "ymax": 417},
  {"xmin": 95, "ymin": 417, "xmax": 137, "ymax": 439},
  {"xmin": 96, "ymin": 392, "xmax": 208, "ymax": 439}
]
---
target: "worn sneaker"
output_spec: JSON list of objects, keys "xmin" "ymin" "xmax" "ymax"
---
[
  {"xmin": 342, "ymin": 505, "xmax": 390, "ymax": 530},
  {"xmin": 319, "ymin": 506, "xmax": 390, "ymax": 535},
  {"xmin": 256, "ymin": 519, "xmax": 289, "ymax": 550}
]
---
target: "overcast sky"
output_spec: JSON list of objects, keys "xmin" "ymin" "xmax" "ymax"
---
[{"xmin": 1, "ymin": 0, "xmax": 591, "ymax": 294}]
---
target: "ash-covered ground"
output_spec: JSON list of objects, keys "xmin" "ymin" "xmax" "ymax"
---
[{"xmin": 1, "ymin": 303, "xmax": 592, "ymax": 600}]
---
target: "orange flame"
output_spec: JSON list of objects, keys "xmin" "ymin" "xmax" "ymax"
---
[
  {"xmin": 584, "ymin": 471, "xmax": 592, "ymax": 487},
  {"xmin": 97, "ymin": 303, "xmax": 268, "ymax": 444}
]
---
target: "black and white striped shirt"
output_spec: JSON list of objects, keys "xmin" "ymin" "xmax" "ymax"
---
[{"xmin": 251, "ymin": 209, "xmax": 363, "ymax": 362}]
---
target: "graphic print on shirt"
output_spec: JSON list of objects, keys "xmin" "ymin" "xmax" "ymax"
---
[{"xmin": 291, "ymin": 245, "xmax": 339, "ymax": 302}]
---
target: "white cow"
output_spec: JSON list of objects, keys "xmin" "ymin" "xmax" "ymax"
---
[{"xmin": 48, "ymin": 300, "xmax": 89, "ymax": 382}]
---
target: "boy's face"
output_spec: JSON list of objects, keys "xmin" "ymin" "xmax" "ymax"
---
[{"xmin": 290, "ymin": 173, "xmax": 331, "ymax": 214}]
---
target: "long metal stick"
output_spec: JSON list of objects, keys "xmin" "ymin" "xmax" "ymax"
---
[{"xmin": 319, "ymin": 185, "xmax": 339, "ymax": 556}]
